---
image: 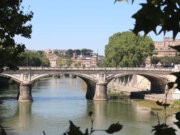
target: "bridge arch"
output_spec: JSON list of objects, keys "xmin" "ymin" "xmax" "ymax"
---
[
  {"xmin": 106, "ymin": 73, "xmax": 169, "ymax": 93},
  {"xmin": 31, "ymin": 72, "xmax": 97, "ymax": 100},
  {"xmin": 31, "ymin": 73, "xmax": 54, "ymax": 83},
  {"xmin": 0, "ymin": 73, "xmax": 21, "ymax": 84},
  {"xmin": 0, "ymin": 74, "xmax": 22, "ymax": 101},
  {"xmin": 77, "ymin": 76, "xmax": 96, "ymax": 100},
  {"xmin": 0, "ymin": 72, "xmax": 98, "ymax": 101}
]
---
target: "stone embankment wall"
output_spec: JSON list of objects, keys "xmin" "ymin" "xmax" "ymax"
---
[
  {"xmin": 107, "ymin": 75, "xmax": 150, "ymax": 94},
  {"xmin": 107, "ymin": 75, "xmax": 177, "ymax": 103}
]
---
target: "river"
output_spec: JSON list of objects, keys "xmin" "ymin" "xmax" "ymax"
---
[{"xmin": 0, "ymin": 77, "xmax": 179, "ymax": 135}]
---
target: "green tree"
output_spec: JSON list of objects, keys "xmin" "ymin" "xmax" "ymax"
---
[
  {"xmin": 97, "ymin": 60, "xmax": 104, "ymax": 67},
  {"xmin": 104, "ymin": 31, "xmax": 154, "ymax": 67},
  {"xmin": 74, "ymin": 62, "xmax": 81, "ymax": 67},
  {"xmin": 159, "ymin": 56, "xmax": 180, "ymax": 66},
  {"xmin": 66, "ymin": 49, "xmax": 73, "ymax": 58},
  {"xmin": 117, "ymin": 0, "xmax": 180, "ymax": 89},
  {"xmin": 114, "ymin": 0, "xmax": 180, "ymax": 90},
  {"xmin": 37, "ymin": 51, "xmax": 44, "ymax": 56},
  {"xmin": 74, "ymin": 49, "xmax": 81, "ymax": 55},
  {"xmin": 81, "ymin": 49, "xmax": 93, "ymax": 56},
  {"xmin": 151, "ymin": 57, "xmax": 160, "ymax": 65},
  {"xmin": 114, "ymin": 1, "xmax": 180, "ymax": 135},
  {"xmin": 66, "ymin": 59, "xmax": 72, "ymax": 67},
  {"xmin": 0, "ymin": 0, "xmax": 33, "ymax": 72},
  {"xmin": 57, "ymin": 57, "xmax": 65, "ymax": 67},
  {"xmin": 54, "ymin": 50, "xmax": 66, "ymax": 58},
  {"xmin": 18, "ymin": 50, "xmax": 49, "ymax": 66},
  {"xmin": 41, "ymin": 57, "xmax": 49, "ymax": 66}
]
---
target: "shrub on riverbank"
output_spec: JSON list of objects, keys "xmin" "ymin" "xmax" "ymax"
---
[{"xmin": 171, "ymin": 100, "xmax": 180, "ymax": 109}]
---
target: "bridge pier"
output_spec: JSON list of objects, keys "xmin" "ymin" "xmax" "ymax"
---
[
  {"xmin": 85, "ymin": 80, "xmax": 95, "ymax": 100},
  {"xmin": 18, "ymin": 83, "xmax": 33, "ymax": 102},
  {"xmin": 78, "ymin": 77, "xmax": 95, "ymax": 100},
  {"xmin": 93, "ymin": 81, "xmax": 108, "ymax": 101},
  {"xmin": 69, "ymin": 74, "xmax": 76, "ymax": 78}
]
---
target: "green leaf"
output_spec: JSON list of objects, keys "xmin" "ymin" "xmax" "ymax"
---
[
  {"xmin": 130, "ymin": 0, "xmax": 180, "ymax": 39},
  {"xmin": 172, "ymin": 72, "xmax": 180, "ymax": 90},
  {"xmin": 43, "ymin": 131, "xmax": 46, "ymax": 135},
  {"xmin": 156, "ymin": 101, "xmax": 170, "ymax": 107},
  {"xmin": 0, "ymin": 0, "xmax": 33, "ymax": 72},
  {"xmin": 174, "ymin": 121, "xmax": 180, "ymax": 129},
  {"xmin": 152, "ymin": 124, "xmax": 176, "ymax": 135},
  {"xmin": 0, "ymin": 125, "xmax": 7, "ymax": 135},
  {"xmin": 88, "ymin": 111, "xmax": 93, "ymax": 117},
  {"xmin": 170, "ymin": 46, "xmax": 180, "ymax": 52},
  {"xmin": 167, "ymin": 82, "xmax": 174, "ymax": 89},
  {"xmin": 63, "ymin": 121, "xmax": 88, "ymax": 135},
  {"xmin": 176, "ymin": 112, "xmax": 180, "ymax": 121},
  {"xmin": 106, "ymin": 122, "xmax": 123, "ymax": 134}
]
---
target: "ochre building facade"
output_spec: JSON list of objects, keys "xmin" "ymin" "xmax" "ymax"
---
[{"xmin": 154, "ymin": 37, "xmax": 180, "ymax": 57}]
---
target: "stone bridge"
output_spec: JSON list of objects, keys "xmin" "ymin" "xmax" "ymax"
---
[{"xmin": 0, "ymin": 67, "xmax": 178, "ymax": 102}]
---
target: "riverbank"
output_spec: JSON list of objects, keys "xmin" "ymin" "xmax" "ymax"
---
[
  {"xmin": 107, "ymin": 84, "xmax": 180, "ymax": 117},
  {"xmin": 133, "ymin": 99, "xmax": 179, "ymax": 117},
  {"xmin": 108, "ymin": 84, "xmax": 175, "ymax": 104},
  {"xmin": 108, "ymin": 93, "xmax": 180, "ymax": 117}
]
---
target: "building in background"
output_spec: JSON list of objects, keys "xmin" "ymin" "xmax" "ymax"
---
[
  {"xmin": 44, "ymin": 49, "xmax": 67, "ymax": 56},
  {"xmin": 43, "ymin": 49, "xmax": 98, "ymax": 67},
  {"xmin": 154, "ymin": 37, "xmax": 180, "ymax": 57},
  {"xmin": 46, "ymin": 53, "xmax": 58, "ymax": 67},
  {"xmin": 44, "ymin": 49, "xmax": 55, "ymax": 54},
  {"xmin": 145, "ymin": 37, "xmax": 180, "ymax": 67},
  {"xmin": 54, "ymin": 49, "xmax": 67, "ymax": 56},
  {"xmin": 71, "ymin": 53, "xmax": 98, "ymax": 67}
]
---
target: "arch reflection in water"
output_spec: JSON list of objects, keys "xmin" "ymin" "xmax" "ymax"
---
[
  {"xmin": 0, "ymin": 78, "xmax": 179, "ymax": 135},
  {"xmin": 86, "ymin": 99, "xmax": 158, "ymax": 135},
  {"xmin": 17, "ymin": 102, "xmax": 32, "ymax": 131}
]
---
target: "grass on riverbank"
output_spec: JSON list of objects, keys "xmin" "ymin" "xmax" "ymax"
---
[
  {"xmin": 108, "ymin": 91, "xmax": 127, "ymax": 96},
  {"xmin": 108, "ymin": 91, "xmax": 180, "ymax": 118},
  {"xmin": 108, "ymin": 91, "xmax": 130, "ymax": 100},
  {"xmin": 133, "ymin": 99, "xmax": 180, "ymax": 117},
  {"xmin": 171, "ymin": 100, "xmax": 180, "ymax": 109}
]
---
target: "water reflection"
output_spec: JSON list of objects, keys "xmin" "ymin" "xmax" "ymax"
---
[
  {"xmin": 93, "ymin": 101, "xmax": 107, "ymax": 128},
  {"xmin": 0, "ymin": 78, "xmax": 179, "ymax": 135},
  {"xmin": 85, "ymin": 99, "xmax": 157, "ymax": 135},
  {"xmin": 17, "ymin": 102, "xmax": 32, "ymax": 131}
]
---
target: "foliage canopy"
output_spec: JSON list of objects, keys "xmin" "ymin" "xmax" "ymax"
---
[
  {"xmin": 152, "ymin": 56, "xmax": 180, "ymax": 66},
  {"xmin": 0, "ymin": 0, "xmax": 33, "ymax": 71},
  {"xmin": 104, "ymin": 31, "xmax": 154, "ymax": 67},
  {"xmin": 115, "ymin": 0, "xmax": 180, "ymax": 39},
  {"xmin": 18, "ymin": 50, "xmax": 49, "ymax": 67},
  {"xmin": 66, "ymin": 49, "xmax": 93, "ymax": 58}
]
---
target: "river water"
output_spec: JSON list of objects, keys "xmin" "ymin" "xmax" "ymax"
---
[{"xmin": 0, "ymin": 78, "xmax": 179, "ymax": 135}]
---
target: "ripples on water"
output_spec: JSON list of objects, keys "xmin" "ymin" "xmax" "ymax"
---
[{"xmin": 0, "ymin": 78, "xmax": 179, "ymax": 135}]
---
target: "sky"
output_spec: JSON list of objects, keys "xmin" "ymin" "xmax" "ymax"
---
[{"xmin": 16, "ymin": 0, "xmax": 180, "ymax": 55}]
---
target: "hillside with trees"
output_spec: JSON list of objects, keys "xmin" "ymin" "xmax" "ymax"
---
[{"xmin": 18, "ymin": 50, "xmax": 49, "ymax": 67}]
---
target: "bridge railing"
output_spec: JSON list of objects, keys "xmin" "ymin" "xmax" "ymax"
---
[{"xmin": 17, "ymin": 66, "xmax": 175, "ymax": 72}]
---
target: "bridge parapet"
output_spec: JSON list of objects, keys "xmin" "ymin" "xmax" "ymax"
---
[
  {"xmin": 14, "ymin": 67, "xmax": 176, "ymax": 76},
  {"xmin": 18, "ymin": 66, "xmax": 175, "ymax": 71}
]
